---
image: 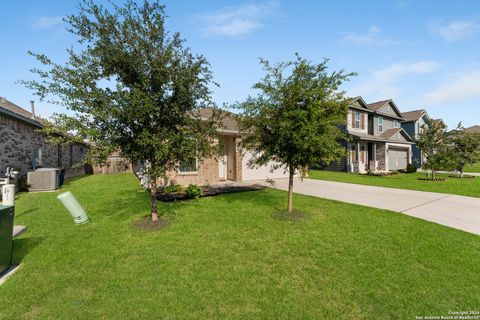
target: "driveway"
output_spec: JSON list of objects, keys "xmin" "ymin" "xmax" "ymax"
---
[{"xmin": 256, "ymin": 178, "xmax": 480, "ymax": 236}]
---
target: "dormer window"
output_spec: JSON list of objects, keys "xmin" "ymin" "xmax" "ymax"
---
[
  {"xmin": 393, "ymin": 120, "xmax": 400, "ymax": 128},
  {"xmin": 378, "ymin": 116, "xmax": 383, "ymax": 132}
]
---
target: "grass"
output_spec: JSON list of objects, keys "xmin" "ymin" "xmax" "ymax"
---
[
  {"xmin": 464, "ymin": 163, "xmax": 480, "ymax": 173},
  {"xmin": 308, "ymin": 170, "xmax": 480, "ymax": 198},
  {"xmin": 1, "ymin": 173, "xmax": 480, "ymax": 319}
]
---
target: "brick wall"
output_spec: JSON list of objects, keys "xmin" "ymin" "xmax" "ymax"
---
[{"xmin": 0, "ymin": 113, "xmax": 87, "ymax": 179}]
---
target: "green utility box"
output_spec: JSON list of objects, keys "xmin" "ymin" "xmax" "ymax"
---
[{"xmin": 0, "ymin": 205, "xmax": 14, "ymax": 276}]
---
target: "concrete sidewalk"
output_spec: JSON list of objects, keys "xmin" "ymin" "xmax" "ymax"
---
[{"xmin": 257, "ymin": 178, "xmax": 480, "ymax": 236}]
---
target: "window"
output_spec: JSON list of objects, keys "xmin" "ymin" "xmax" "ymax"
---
[
  {"xmin": 393, "ymin": 120, "xmax": 400, "ymax": 128},
  {"xmin": 179, "ymin": 158, "xmax": 197, "ymax": 173},
  {"xmin": 354, "ymin": 111, "xmax": 361, "ymax": 129},
  {"xmin": 378, "ymin": 116, "xmax": 384, "ymax": 132},
  {"xmin": 32, "ymin": 147, "xmax": 43, "ymax": 168}
]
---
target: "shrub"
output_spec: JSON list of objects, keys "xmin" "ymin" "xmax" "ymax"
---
[
  {"xmin": 162, "ymin": 183, "xmax": 184, "ymax": 194},
  {"xmin": 390, "ymin": 171, "xmax": 399, "ymax": 175},
  {"xmin": 406, "ymin": 164, "xmax": 417, "ymax": 173},
  {"xmin": 17, "ymin": 176, "xmax": 30, "ymax": 192},
  {"xmin": 186, "ymin": 184, "xmax": 202, "ymax": 199}
]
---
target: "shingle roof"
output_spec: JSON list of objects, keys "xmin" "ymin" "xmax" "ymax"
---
[
  {"xmin": 198, "ymin": 107, "xmax": 239, "ymax": 132},
  {"xmin": 380, "ymin": 128, "xmax": 402, "ymax": 139},
  {"xmin": 0, "ymin": 97, "xmax": 42, "ymax": 127},
  {"xmin": 402, "ymin": 109, "xmax": 426, "ymax": 122},
  {"xmin": 367, "ymin": 99, "xmax": 391, "ymax": 111},
  {"xmin": 466, "ymin": 125, "xmax": 480, "ymax": 133}
]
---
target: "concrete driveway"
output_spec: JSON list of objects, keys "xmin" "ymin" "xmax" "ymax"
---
[{"xmin": 256, "ymin": 178, "xmax": 480, "ymax": 236}]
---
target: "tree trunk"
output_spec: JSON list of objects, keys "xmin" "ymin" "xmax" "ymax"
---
[
  {"xmin": 150, "ymin": 178, "xmax": 158, "ymax": 222},
  {"xmin": 460, "ymin": 168, "xmax": 464, "ymax": 178},
  {"xmin": 287, "ymin": 165, "xmax": 294, "ymax": 212},
  {"xmin": 432, "ymin": 169, "xmax": 436, "ymax": 181}
]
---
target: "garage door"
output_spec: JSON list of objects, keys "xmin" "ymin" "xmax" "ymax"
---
[
  {"xmin": 388, "ymin": 148, "xmax": 408, "ymax": 171},
  {"xmin": 242, "ymin": 150, "xmax": 290, "ymax": 181}
]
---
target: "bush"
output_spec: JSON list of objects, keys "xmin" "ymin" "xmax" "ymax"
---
[
  {"xmin": 406, "ymin": 164, "xmax": 417, "ymax": 173},
  {"xmin": 17, "ymin": 175, "xmax": 30, "ymax": 192},
  {"xmin": 162, "ymin": 183, "xmax": 184, "ymax": 194},
  {"xmin": 186, "ymin": 184, "xmax": 202, "ymax": 199},
  {"xmin": 390, "ymin": 171, "xmax": 399, "ymax": 175}
]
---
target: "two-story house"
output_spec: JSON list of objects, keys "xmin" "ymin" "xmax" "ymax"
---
[
  {"xmin": 401, "ymin": 109, "xmax": 431, "ymax": 168},
  {"xmin": 339, "ymin": 97, "xmax": 414, "ymax": 173}
]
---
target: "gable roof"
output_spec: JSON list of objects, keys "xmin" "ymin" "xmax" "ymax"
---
[
  {"xmin": 402, "ymin": 109, "xmax": 429, "ymax": 122},
  {"xmin": 380, "ymin": 128, "xmax": 413, "ymax": 142},
  {"xmin": 198, "ymin": 107, "xmax": 239, "ymax": 132},
  {"xmin": 348, "ymin": 96, "xmax": 372, "ymax": 112},
  {"xmin": 367, "ymin": 99, "xmax": 404, "ymax": 119},
  {"xmin": 0, "ymin": 97, "xmax": 43, "ymax": 127},
  {"xmin": 466, "ymin": 125, "xmax": 480, "ymax": 133}
]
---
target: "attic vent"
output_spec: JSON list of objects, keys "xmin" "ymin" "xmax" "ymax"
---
[{"xmin": 0, "ymin": 97, "xmax": 6, "ymax": 103}]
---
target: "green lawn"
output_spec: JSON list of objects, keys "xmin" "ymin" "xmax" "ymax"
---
[
  {"xmin": 1, "ymin": 174, "xmax": 480, "ymax": 319},
  {"xmin": 464, "ymin": 163, "xmax": 480, "ymax": 173},
  {"xmin": 309, "ymin": 170, "xmax": 480, "ymax": 198}
]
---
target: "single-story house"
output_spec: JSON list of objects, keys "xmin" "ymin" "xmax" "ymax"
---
[
  {"xmin": 0, "ymin": 97, "xmax": 88, "ymax": 180},
  {"xmin": 466, "ymin": 125, "xmax": 480, "ymax": 133},
  {"xmin": 166, "ymin": 108, "xmax": 290, "ymax": 186}
]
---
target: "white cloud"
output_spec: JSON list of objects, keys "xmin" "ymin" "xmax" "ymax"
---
[
  {"xmin": 349, "ymin": 61, "xmax": 440, "ymax": 99},
  {"xmin": 342, "ymin": 25, "xmax": 398, "ymax": 45},
  {"xmin": 33, "ymin": 16, "xmax": 64, "ymax": 29},
  {"xmin": 198, "ymin": 1, "xmax": 278, "ymax": 37},
  {"xmin": 421, "ymin": 68, "xmax": 480, "ymax": 105},
  {"xmin": 430, "ymin": 19, "xmax": 480, "ymax": 41}
]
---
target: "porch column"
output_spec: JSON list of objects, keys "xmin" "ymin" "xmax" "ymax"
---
[
  {"xmin": 356, "ymin": 142, "xmax": 361, "ymax": 162},
  {"xmin": 372, "ymin": 143, "xmax": 377, "ymax": 162}
]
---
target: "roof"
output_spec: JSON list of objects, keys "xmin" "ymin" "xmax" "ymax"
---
[
  {"xmin": 348, "ymin": 96, "xmax": 373, "ymax": 112},
  {"xmin": 367, "ymin": 99, "xmax": 391, "ymax": 111},
  {"xmin": 402, "ymin": 109, "xmax": 427, "ymax": 122},
  {"xmin": 198, "ymin": 107, "xmax": 239, "ymax": 132},
  {"xmin": 380, "ymin": 128, "xmax": 413, "ymax": 141},
  {"xmin": 350, "ymin": 128, "xmax": 413, "ymax": 144},
  {"xmin": 0, "ymin": 97, "xmax": 43, "ymax": 127},
  {"xmin": 368, "ymin": 99, "xmax": 405, "ymax": 119},
  {"xmin": 466, "ymin": 125, "xmax": 480, "ymax": 133}
]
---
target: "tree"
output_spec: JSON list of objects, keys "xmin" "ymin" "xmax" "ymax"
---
[
  {"xmin": 23, "ymin": 0, "xmax": 220, "ymax": 222},
  {"xmin": 237, "ymin": 54, "xmax": 356, "ymax": 212},
  {"xmin": 414, "ymin": 120, "xmax": 450, "ymax": 180},
  {"xmin": 448, "ymin": 125, "xmax": 480, "ymax": 177}
]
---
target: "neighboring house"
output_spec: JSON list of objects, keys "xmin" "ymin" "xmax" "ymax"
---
[
  {"xmin": 165, "ymin": 108, "xmax": 290, "ymax": 186},
  {"xmin": 0, "ymin": 97, "xmax": 88, "ymax": 179},
  {"xmin": 466, "ymin": 125, "xmax": 480, "ymax": 133},
  {"xmin": 401, "ymin": 109, "xmax": 431, "ymax": 168},
  {"xmin": 327, "ymin": 97, "xmax": 414, "ymax": 173}
]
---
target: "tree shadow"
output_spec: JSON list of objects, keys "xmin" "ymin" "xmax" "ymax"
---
[
  {"xmin": 15, "ymin": 208, "xmax": 39, "ymax": 219},
  {"xmin": 11, "ymin": 236, "xmax": 45, "ymax": 264}
]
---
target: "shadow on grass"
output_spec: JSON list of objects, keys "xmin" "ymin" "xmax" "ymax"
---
[
  {"xmin": 15, "ymin": 208, "xmax": 39, "ymax": 219},
  {"xmin": 12, "ymin": 236, "xmax": 45, "ymax": 264}
]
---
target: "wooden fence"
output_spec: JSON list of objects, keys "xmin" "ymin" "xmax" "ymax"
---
[{"xmin": 92, "ymin": 156, "xmax": 132, "ymax": 175}]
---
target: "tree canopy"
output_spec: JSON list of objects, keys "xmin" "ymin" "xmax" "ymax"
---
[
  {"xmin": 23, "ymin": 0, "xmax": 221, "ymax": 221},
  {"xmin": 238, "ymin": 54, "xmax": 356, "ymax": 212}
]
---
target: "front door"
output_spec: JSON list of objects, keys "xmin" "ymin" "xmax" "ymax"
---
[{"xmin": 218, "ymin": 139, "xmax": 227, "ymax": 180}]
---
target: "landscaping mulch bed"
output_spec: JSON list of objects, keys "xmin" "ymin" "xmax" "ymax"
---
[
  {"xmin": 272, "ymin": 210, "xmax": 309, "ymax": 222},
  {"xmin": 132, "ymin": 216, "xmax": 170, "ymax": 232},
  {"xmin": 448, "ymin": 174, "xmax": 476, "ymax": 179},
  {"xmin": 418, "ymin": 177, "xmax": 448, "ymax": 182},
  {"xmin": 157, "ymin": 184, "xmax": 266, "ymax": 202}
]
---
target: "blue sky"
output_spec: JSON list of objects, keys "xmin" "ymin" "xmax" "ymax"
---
[{"xmin": 1, "ymin": 0, "xmax": 479, "ymax": 128}]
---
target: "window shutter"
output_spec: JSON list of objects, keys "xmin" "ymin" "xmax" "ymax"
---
[
  {"xmin": 351, "ymin": 111, "xmax": 355, "ymax": 128},
  {"xmin": 361, "ymin": 114, "xmax": 365, "ymax": 130}
]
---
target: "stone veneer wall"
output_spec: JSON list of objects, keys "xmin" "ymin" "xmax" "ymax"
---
[{"xmin": 0, "ymin": 113, "xmax": 87, "ymax": 179}]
